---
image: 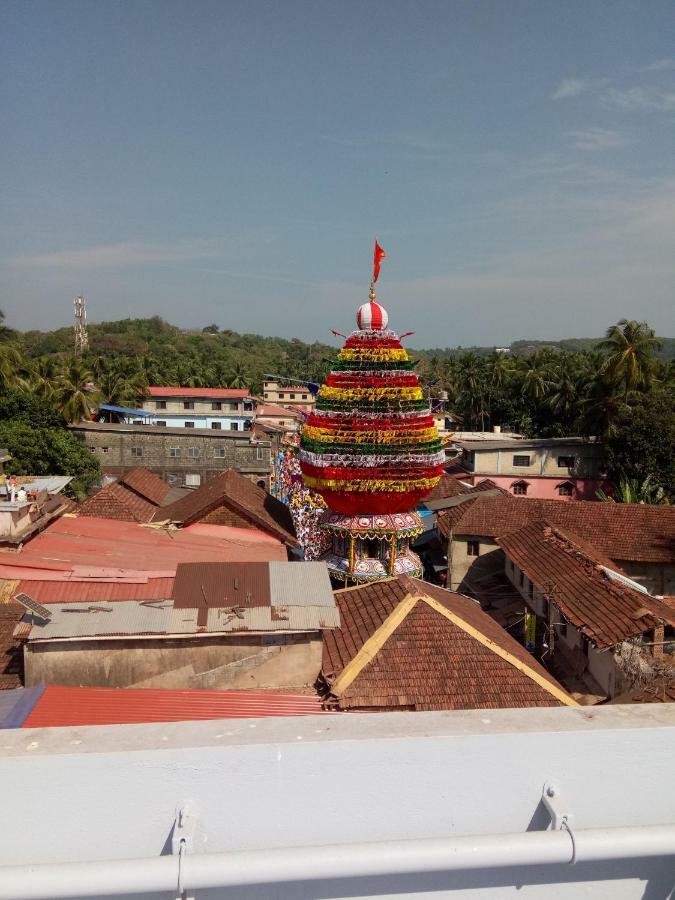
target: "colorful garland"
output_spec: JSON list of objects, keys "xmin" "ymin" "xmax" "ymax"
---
[{"xmin": 298, "ymin": 315, "xmax": 442, "ymax": 514}]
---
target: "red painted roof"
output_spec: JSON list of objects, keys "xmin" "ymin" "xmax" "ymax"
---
[
  {"xmin": 146, "ymin": 387, "xmax": 251, "ymax": 399},
  {"xmin": 0, "ymin": 516, "xmax": 287, "ymax": 578},
  {"xmin": 15, "ymin": 577, "xmax": 174, "ymax": 603},
  {"xmin": 22, "ymin": 685, "xmax": 325, "ymax": 727},
  {"xmin": 119, "ymin": 468, "xmax": 171, "ymax": 505}
]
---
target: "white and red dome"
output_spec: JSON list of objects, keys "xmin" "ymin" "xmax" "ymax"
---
[{"xmin": 357, "ymin": 300, "xmax": 388, "ymax": 331}]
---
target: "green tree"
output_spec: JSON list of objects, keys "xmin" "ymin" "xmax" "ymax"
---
[
  {"xmin": 57, "ymin": 360, "xmax": 100, "ymax": 424},
  {"xmin": 596, "ymin": 475, "xmax": 667, "ymax": 505},
  {"xmin": 596, "ymin": 319, "xmax": 662, "ymax": 400}
]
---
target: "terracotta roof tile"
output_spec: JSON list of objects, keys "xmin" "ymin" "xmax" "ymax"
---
[
  {"xmin": 497, "ymin": 520, "xmax": 675, "ymax": 649},
  {"xmin": 78, "ymin": 482, "xmax": 158, "ymax": 523},
  {"xmin": 155, "ymin": 469, "xmax": 298, "ymax": 547},
  {"xmin": 323, "ymin": 575, "xmax": 569, "ymax": 711},
  {"xmin": 119, "ymin": 467, "xmax": 170, "ymax": 505},
  {"xmin": 437, "ymin": 494, "xmax": 675, "ymax": 563},
  {"xmin": 0, "ymin": 601, "xmax": 25, "ymax": 690},
  {"xmin": 146, "ymin": 387, "xmax": 251, "ymax": 399}
]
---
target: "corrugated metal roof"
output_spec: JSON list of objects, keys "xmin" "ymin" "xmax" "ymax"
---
[
  {"xmin": 27, "ymin": 601, "xmax": 173, "ymax": 640},
  {"xmin": 0, "ymin": 686, "xmax": 45, "ymax": 728},
  {"xmin": 172, "ymin": 562, "xmax": 272, "ymax": 611},
  {"xmin": 204, "ymin": 604, "xmax": 339, "ymax": 632},
  {"xmin": 268, "ymin": 561, "xmax": 335, "ymax": 608},
  {"xmin": 14, "ymin": 577, "xmax": 175, "ymax": 603},
  {"xmin": 146, "ymin": 387, "xmax": 251, "ymax": 399},
  {"xmin": 13, "ymin": 476, "xmax": 73, "ymax": 494},
  {"xmin": 20, "ymin": 685, "xmax": 325, "ymax": 728}
]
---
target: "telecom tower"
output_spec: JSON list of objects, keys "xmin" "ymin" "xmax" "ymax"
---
[{"xmin": 73, "ymin": 295, "xmax": 89, "ymax": 353}]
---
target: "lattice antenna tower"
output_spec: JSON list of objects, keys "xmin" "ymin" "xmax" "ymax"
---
[{"xmin": 74, "ymin": 295, "xmax": 89, "ymax": 353}]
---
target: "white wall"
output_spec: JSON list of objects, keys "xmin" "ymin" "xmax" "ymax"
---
[{"xmin": 0, "ymin": 706, "xmax": 673, "ymax": 899}]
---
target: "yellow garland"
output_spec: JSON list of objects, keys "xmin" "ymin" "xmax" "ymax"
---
[
  {"xmin": 338, "ymin": 348, "xmax": 409, "ymax": 362},
  {"xmin": 319, "ymin": 386, "xmax": 423, "ymax": 401},
  {"xmin": 303, "ymin": 475, "xmax": 441, "ymax": 492},
  {"xmin": 302, "ymin": 426, "xmax": 439, "ymax": 444}
]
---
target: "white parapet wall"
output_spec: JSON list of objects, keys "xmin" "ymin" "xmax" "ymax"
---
[{"xmin": 1, "ymin": 704, "xmax": 674, "ymax": 899}]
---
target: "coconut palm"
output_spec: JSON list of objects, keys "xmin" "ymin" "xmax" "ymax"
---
[
  {"xmin": 518, "ymin": 355, "xmax": 554, "ymax": 403},
  {"xmin": 597, "ymin": 475, "xmax": 667, "ymax": 505},
  {"xmin": 226, "ymin": 361, "xmax": 249, "ymax": 390},
  {"xmin": 98, "ymin": 369, "xmax": 147, "ymax": 407},
  {"xmin": 596, "ymin": 319, "xmax": 662, "ymax": 400},
  {"xmin": 0, "ymin": 342, "xmax": 27, "ymax": 390},
  {"xmin": 57, "ymin": 360, "xmax": 101, "ymax": 423}
]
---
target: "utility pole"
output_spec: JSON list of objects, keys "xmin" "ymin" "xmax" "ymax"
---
[{"xmin": 74, "ymin": 295, "xmax": 89, "ymax": 353}]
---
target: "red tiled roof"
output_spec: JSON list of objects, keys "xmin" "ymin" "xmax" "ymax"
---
[
  {"xmin": 323, "ymin": 575, "xmax": 570, "ymax": 711},
  {"xmin": 425, "ymin": 474, "xmax": 505, "ymax": 502},
  {"xmin": 256, "ymin": 404, "xmax": 305, "ymax": 419},
  {"xmin": 78, "ymin": 482, "xmax": 158, "ymax": 523},
  {"xmin": 22, "ymin": 685, "xmax": 325, "ymax": 727},
  {"xmin": 156, "ymin": 469, "xmax": 299, "ymax": 547},
  {"xmin": 14, "ymin": 577, "xmax": 174, "ymax": 603},
  {"xmin": 146, "ymin": 387, "xmax": 251, "ymax": 399},
  {"xmin": 0, "ymin": 516, "xmax": 287, "ymax": 577},
  {"xmin": 437, "ymin": 494, "xmax": 675, "ymax": 563},
  {"xmin": 119, "ymin": 467, "xmax": 171, "ymax": 505},
  {"xmin": 498, "ymin": 521, "xmax": 675, "ymax": 649}
]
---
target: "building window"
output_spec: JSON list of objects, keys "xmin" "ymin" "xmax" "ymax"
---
[
  {"xmin": 169, "ymin": 448, "xmax": 181, "ymax": 458},
  {"xmin": 230, "ymin": 422, "xmax": 239, "ymax": 431},
  {"xmin": 156, "ymin": 421, "xmax": 167, "ymax": 427},
  {"xmin": 256, "ymin": 447, "xmax": 265, "ymax": 461},
  {"xmin": 133, "ymin": 420, "xmax": 143, "ymax": 425},
  {"xmin": 183, "ymin": 401, "xmax": 194, "ymax": 410},
  {"xmin": 558, "ymin": 481, "xmax": 574, "ymax": 497},
  {"xmin": 214, "ymin": 447, "xmax": 226, "ymax": 458},
  {"xmin": 184, "ymin": 422, "xmax": 195, "ymax": 428},
  {"xmin": 212, "ymin": 401, "xmax": 222, "ymax": 411},
  {"xmin": 187, "ymin": 447, "xmax": 200, "ymax": 458},
  {"xmin": 513, "ymin": 455, "xmax": 530, "ymax": 467},
  {"xmin": 229, "ymin": 402, "xmax": 239, "ymax": 410},
  {"xmin": 211, "ymin": 422, "xmax": 222, "ymax": 430},
  {"xmin": 185, "ymin": 473, "xmax": 201, "ymax": 487},
  {"xmin": 467, "ymin": 540, "xmax": 480, "ymax": 557},
  {"xmin": 100, "ymin": 446, "xmax": 109, "ymax": 454},
  {"xmin": 263, "ymin": 392, "xmax": 268, "ymax": 399},
  {"xmin": 558, "ymin": 455, "xmax": 575, "ymax": 469},
  {"xmin": 302, "ymin": 394, "xmax": 308, "ymax": 400},
  {"xmin": 156, "ymin": 400, "xmax": 167, "ymax": 410},
  {"xmin": 512, "ymin": 480, "xmax": 528, "ymax": 495},
  {"xmin": 289, "ymin": 393, "xmax": 295, "ymax": 399},
  {"xmin": 278, "ymin": 393, "xmax": 285, "ymax": 399},
  {"xmin": 130, "ymin": 447, "xmax": 143, "ymax": 458}
]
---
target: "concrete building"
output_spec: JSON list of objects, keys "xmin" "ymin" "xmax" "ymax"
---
[
  {"xmin": 254, "ymin": 402, "xmax": 305, "ymax": 434},
  {"xmin": 453, "ymin": 436, "xmax": 607, "ymax": 500},
  {"xmin": 70, "ymin": 421, "xmax": 272, "ymax": 489},
  {"xmin": 437, "ymin": 493, "xmax": 675, "ymax": 597},
  {"xmin": 0, "ymin": 705, "xmax": 673, "ymax": 899},
  {"xmin": 262, "ymin": 378, "xmax": 316, "ymax": 412},
  {"xmin": 22, "ymin": 561, "xmax": 339, "ymax": 691},
  {"xmin": 138, "ymin": 387, "xmax": 255, "ymax": 430},
  {"xmin": 0, "ymin": 476, "xmax": 73, "ymax": 545},
  {"xmin": 497, "ymin": 521, "xmax": 675, "ymax": 699}
]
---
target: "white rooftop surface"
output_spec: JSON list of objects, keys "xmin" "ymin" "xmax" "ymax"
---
[{"xmin": 0, "ymin": 705, "xmax": 673, "ymax": 899}]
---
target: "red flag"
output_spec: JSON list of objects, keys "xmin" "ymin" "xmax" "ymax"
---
[{"xmin": 373, "ymin": 241, "xmax": 386, "ymax": 283}]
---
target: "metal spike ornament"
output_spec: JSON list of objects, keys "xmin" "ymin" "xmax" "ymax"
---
[{"xmin": 298, "ymin": 244, "xmax": 444, "ymax": 584}]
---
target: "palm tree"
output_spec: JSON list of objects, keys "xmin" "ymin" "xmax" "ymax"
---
[
  {"xmin": 518, "ymin": 355, "xmax": 554, "ymax": 403},
  {"xmin": 98, "ymin": 369, "xmax": 147, "ymax": 407},
  {"xmin": 226, "ymin": 361, "xmax": 249, "ymax": 390},
  {"xmin": 0, "ymin": 343, "xmax": 27, "ymax": 390},
  {"xmin": 596, "ymin": 319, "xmax": 662, "ymax": 400},
  {"xmin": 57, "ymin": 360, "xmax": 101, "ymax": 423},
  {"xmin": 578, "ymin": 373, "xmax": 625, "ymax": 439},
  {"xmin": 597, "ymin": 475, "xmax": 667, "ymax": 505}
]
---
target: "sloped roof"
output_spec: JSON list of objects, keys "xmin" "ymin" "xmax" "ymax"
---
[
  {"xmin": 497, "ymin": 521, "xmax": 675, "ymax": 649},
  {"xmin": 11, "ymin": 577, "xmax": 174, "ymax": 603},
  {"xmin": 119, "ymin": 467, "xmax": 171, "ymax": 505},
  {"xmin": 437, "ymin": 494, "xmax": 675, "ymax": 563},
  {"xmin": 146, "ymin": 387, "xmax": 251, "ymax": 399},
  {"xmin": 0, "ymin": 516, "xmax": 287, "ymax": 577},
  {"xmin": 0, "ymin": 600, "xmax": 24, "ymax": 690},
  {"xmin": 78, "ymin": 482, "xmax": 158, "ymax": 523},
  {"xmin": 256, "ymin": 403, "xmax": 305, "ymax": 419},
  {"xmin": 156, "ymin": 469, "xmax": 299, "ymax": 547},
  {"xmin": 323, "ymin": 575, "xmax": 573, "ymax": 711},
  {"xmin": 1, "ymin": 685, "xmax": 324, "ymax": 728}
]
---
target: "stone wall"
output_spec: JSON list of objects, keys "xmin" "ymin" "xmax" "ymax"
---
[
  {"xmin": 71, "ymin": 422, "xmax": 271, "ymax": 488},
  {"xmin": 25, "ymin": 632, "xmax": 323, "ymax": 690}
]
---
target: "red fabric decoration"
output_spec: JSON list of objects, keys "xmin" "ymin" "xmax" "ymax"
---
[{"xmin": 373, "ymin": 241, "xmax": 386, "ymax": 283}]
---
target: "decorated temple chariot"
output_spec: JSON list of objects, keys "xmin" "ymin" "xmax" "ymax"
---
[{"xmin": 298, "ymin": 245, "xmax": 444, "ymax": 584}]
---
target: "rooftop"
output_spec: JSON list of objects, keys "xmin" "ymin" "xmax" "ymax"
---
[
  {"xmin": 322, "ymin": 575, "xmax": 572, "ymax": 711},
  {"xmin": 498, "ymin": 521, "xmax": 675, "ymax": 649},
  {"xmin": 155, "ymin": 468, "xmax": 299, "ymax": 548},
  {"xmin": 1, "ymin": 684, "xmax": 325, "ymax": 728},
  {"xmin": 78, "ymin": 481, "xmax": 158, "ymax": 523},
  {"xmin": 24, "ymin": 561, "xmax": 339, "ymax": 640},
  {"xmin": 146, "ymin": 386, "xmax": 252, "ymax": 399},
  {"xmin": 0, "ymin": 515, "xmax": 287, "ymax": 579},
  {"xmin": 118, "ymin": 467, "xmax": 171, "ymax": 505},
  {"xmin": 437, "ymin": 494, "xmax": 675, "ymax": 563},
  {"xmin": 456, "ymin": 436, "xmax": 600, "ymax": 451}
]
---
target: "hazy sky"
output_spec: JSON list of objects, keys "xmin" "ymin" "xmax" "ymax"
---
[{"xmin": 1, "ymin": 0, "xmax": 674, "ymax": 346}]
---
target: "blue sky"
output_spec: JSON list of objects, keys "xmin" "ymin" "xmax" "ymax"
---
[{"xmin": 1, "ymin": 0, "xmax": 674, "ymax": 346}]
